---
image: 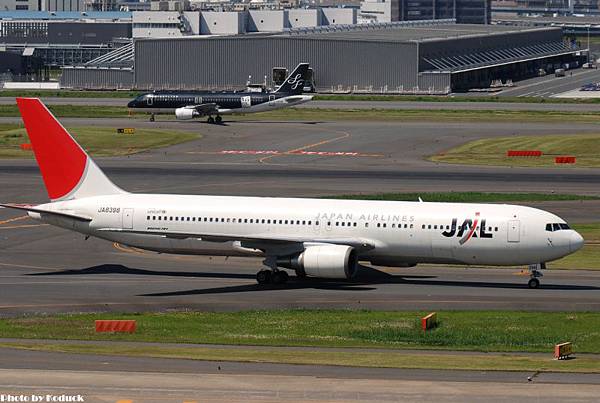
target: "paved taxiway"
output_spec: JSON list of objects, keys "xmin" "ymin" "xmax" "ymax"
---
[
  {"xmin": 494, "ymin": 67, "xmax": 600, "ymax": 98},
  {"xmin": 1, "ymin": 119, "xmax": 600, "ymax": 314},
  {"xmin": 0, "ymin": 347, "xmax": 599, "ymax": 403},
  {"xmin": 4, "ymin": 96, "xmax": 600, "ymax": 111}
]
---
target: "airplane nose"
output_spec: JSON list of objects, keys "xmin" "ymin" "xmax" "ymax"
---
[
  {"xmin": 570, "ymin": 231, "xmax": 584, "ymax": 253},
  {"xmin": 127, "ymin": 100, "xmax": 135, "ymax": 108}
]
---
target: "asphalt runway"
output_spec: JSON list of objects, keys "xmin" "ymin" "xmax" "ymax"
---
[
  {"xmin": 3, "ymin": 118, "xmax": 600, "ymax": 199},
  {"xmin": 1, "ymin": 118, "xmax": 600, "ymax": 315},
  {"xmin": 1, "ymin": 347, "xmax": 599, "ymax": 403},
  {"xmin": 496, "ymin": 67, "xmax": 600, "ymax": 97},
  {"xmin": 3, "ymin": 95, "xmax": 600, "ymax": 111}
]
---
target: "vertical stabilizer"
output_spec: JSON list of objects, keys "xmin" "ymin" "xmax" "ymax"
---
[
  {"xmin": 16, "ymin": 98, "xmax": 125, "ymax": 201},
  {"xmin": 273, "ymin": 63, "xmax": 310, "ymax": 95}
]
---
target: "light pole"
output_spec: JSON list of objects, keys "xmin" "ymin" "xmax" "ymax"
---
[{"xmin": 588, "ymin": 25, "xmax": 591, "ymax": 66}]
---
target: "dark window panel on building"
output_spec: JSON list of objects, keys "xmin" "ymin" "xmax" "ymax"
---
[{"xmin": 389, "ymin": 0, "xmax": 490, "ymax": 24}]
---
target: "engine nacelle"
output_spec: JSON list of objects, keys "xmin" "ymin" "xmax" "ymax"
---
[
  {"xmin": 175, "ymin": 107, "xmax": 197, "ymax": 120},
  {"xmin": 278, "ymin": 245, "xmax": 358, "ymax": 279}
]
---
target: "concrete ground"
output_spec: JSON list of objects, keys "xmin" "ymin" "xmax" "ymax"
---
[{"xmin": 0, "ymin": 347, "xmax": 599, "ymax": 403}]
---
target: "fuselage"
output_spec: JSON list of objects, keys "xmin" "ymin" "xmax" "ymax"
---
[
  {"xmin": 127, "ymin": 91, "xmax": 313, "ymax": 115},
  {"xmin": 31, "ymin": 194, "xmax": 584, "ymax": 267}
]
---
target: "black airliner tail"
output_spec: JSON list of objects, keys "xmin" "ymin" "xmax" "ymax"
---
[{"xmin": 273, "ymin": 63, "xmax": 310, "ymax": 95}]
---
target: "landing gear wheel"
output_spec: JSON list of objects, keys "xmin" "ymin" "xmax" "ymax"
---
[
  {"xmin": 256, "ymin": 270, "xmax": 271, "ymax": 285},
  {"xmin": 215, "ymin": 115, "xmax": 222, "ymax": 124},
  {"xmin": 528, "ymin": 278, "xmax": 540, "ymax": 289},
  {"xmin": 272, "ymin": 271, "xmax": 289, "ymax": 285},
  {"xmin": 150, "ymin": 114, "xmax": 155, "ymax": 122},
  {"xmin": 295, "ymin": 269, "xmax": 307, "ymax": 279},
  {"xmin": 207, "ymin": 116, "xmax": 215, "ymax": 124}
]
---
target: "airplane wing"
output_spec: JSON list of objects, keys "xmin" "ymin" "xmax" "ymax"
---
[
  {"xmin": 99, "ymin": 227, "xmax": 377, "ymax": 255},
  {"xmin": 183, "ymin": 103, "xmax": 218, "ymax": 116},
  {"xmin": 0, "ymin": 203, "xmax": 93, "ymax": 222}
]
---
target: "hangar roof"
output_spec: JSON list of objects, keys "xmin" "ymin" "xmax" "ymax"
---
[{"xmin": 276, "ymin": 23, "xmax": 561, "ymax": 43}]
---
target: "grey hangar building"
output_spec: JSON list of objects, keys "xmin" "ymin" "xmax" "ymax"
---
[{"xmin": 62, "ymin": 21, "xmax": 583, "ymax": 94}]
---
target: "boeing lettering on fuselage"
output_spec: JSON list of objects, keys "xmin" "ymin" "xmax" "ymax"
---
[{"xmin": 127, "ymin": 63, "xmax": 313, "ymax": 124}]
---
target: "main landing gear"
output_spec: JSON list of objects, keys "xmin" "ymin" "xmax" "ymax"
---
[
  {"xmin": 149, "ymin": 113, "xmax": 155, "ymax": 122},
  {"xmin": 256, "ymin": 269, "xmax": 289, "ymax": 285},
  {"xmin": 527, "ymin": 263, "xmax": 546, "ymax": 289},
  {"xmin": 256, "ymin": 256, "xmax": 289, "ymax": 285},
  {"xmin": 207, "ymin": 115, "xmax": 222, "ymax": 124}
]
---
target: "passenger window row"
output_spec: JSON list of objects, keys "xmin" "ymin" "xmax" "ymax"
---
[
  {"xmin": 145, "ymin": 215, "xmax": 415, "ymax": 230},
  {"xmin": 146, "ymin": 215, "xmax": 318, "ymax": 226}
]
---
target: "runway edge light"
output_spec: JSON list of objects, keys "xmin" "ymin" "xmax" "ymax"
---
[{"xmin": 421, "ymin": 312, "xmax": 438, "ymax": 332}]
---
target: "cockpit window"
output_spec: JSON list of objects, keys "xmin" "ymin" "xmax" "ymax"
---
[{"xmin": 546, "ymin": 223, "xmax": 571, "ymax": 232}]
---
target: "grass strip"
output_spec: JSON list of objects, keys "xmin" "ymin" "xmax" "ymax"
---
[
  {"xmin": 3, "ymin": 105, "xmax": 600, "ymax": 123},
  {"xmin": 0, "ymin": 90, "xmax": 140, "ymax": 99},
  {"xmin": 2, "ymin": 90, "xmax": 600, "ymax": 104},
  {"xmin": 430, "ymin": 134, "xmax": 600, "ymax": 168},
  {"xmin": 0, "ymin": 124, "xmax": 198, "ymax": 158},
  {"xmin": 2, "ymin": 310, "xmax": 600, "ymax": 353},
  {"xmin": 0, "ymin": 342, "xmax": 597, "ymax": 373},
  {"xmin": 313, "ymin": 94, "xmax": 600, "ymax": 104},
  {"xmin": 232, "ymin": 108, "xmax": 600, "ymax": 123},
  {"xmin": 0, "ymin": 105, "xmax": 128, "ymax": 118},
  {"xmin": 325, "ymin": 192, "xmax": 599, "ymax": 203}
]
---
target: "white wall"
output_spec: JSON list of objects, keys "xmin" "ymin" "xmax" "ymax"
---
[
  {"xmin": 248, "ymin": 10, "xmax": 285, "ymax": 32},
  {"xmin": 287, "ymin": 9, "xmax": 321, "ymax": 28},
  {"xmin": 201, "ymin": 11, "xmax": 245, "ymax": 35},
  {"xmin": 133, "ymin": 11, "xmax": 184, "ymax": 38},
  {"xmin": 359, "ymin": 0, "xmax": 391, "ymax": 23},
  {"xmin": 321, "ymin": 8, "xmax": 357, "ymax": 25}
]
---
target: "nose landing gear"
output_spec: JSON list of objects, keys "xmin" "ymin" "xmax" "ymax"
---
[{"xmin": 527, "ymin": 263, "xmax": 546, "ymax": 288}]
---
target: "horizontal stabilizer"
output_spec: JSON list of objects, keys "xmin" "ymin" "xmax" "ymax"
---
[{"xmin": 0, "ymin": 203, "xmax": 92, "ymax": 222}]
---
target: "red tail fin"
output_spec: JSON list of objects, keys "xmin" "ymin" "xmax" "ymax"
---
[{"xmin": 17, "ymin": 98, "xmax": 123, "ymax": 201}]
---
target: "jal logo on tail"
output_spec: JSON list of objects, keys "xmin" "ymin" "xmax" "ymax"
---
[
  {"xmin": 442, "ymin": 212, "xmax": 493, "ymax": 245},
  {"xmin": 287, "ymin": 74, "xmax": 304, "ymax": 90}
]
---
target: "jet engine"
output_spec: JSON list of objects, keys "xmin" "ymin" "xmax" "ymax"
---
[
  {"xmin": 278, "ymin": 245, "xmax": 358, "ymax": 279},
  {"xmin": 175, "ymin": 107, "xmax": 197, "ymax": 120}
]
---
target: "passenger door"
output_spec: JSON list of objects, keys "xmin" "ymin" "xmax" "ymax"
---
[
  {"xmin": 507, "ymin": 220, "xmax": 520, "ymax": 243},
  {"xmin": 122, "ymin": 208, "xmax": 134, "ymax": 230},
  {"xmin": 241, "ymin": 96, "xmax": 251, "ymax": 108}
]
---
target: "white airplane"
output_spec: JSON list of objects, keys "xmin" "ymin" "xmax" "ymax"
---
[{"xmin": 3, "ymin": 98, "xmax": 584, "ymax": 289}]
